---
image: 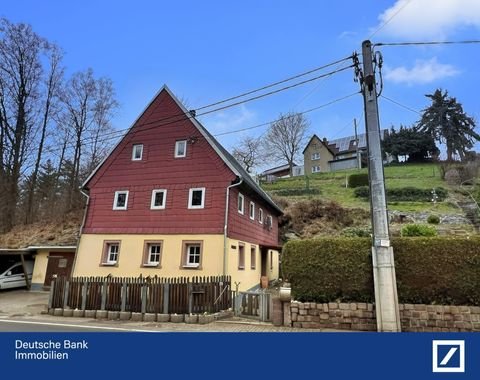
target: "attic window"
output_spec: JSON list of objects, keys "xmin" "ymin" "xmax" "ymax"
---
[
  {"xmin": 249, "ymin": 201, "xmax": 255, "ymax": 220},
  {"xmin": 132, "ymin": 144, "xmax": 143, "ymax": 161},
  {"xmin": 175, "ymin": 140, "xmax": 187, "ymax": 158},
  {"xmin": 311, "ymin": 152, "xmax": 320, "ymax": 160},
  {"xmin": 238, "ymin": 193, "xmax": 244, "ymax": 215},
  {"xmin": 113, "ymin": 191, "xmax": 129, "ymax": 210}
]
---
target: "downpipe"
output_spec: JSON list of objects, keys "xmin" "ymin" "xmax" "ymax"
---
[{"xmin": 223, "ymin": 177, "xmax": 243, "ymax": 275}]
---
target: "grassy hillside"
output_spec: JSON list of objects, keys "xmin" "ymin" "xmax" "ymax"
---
[{"xmin": 262, "ymin": 163, "xmax": 459, "ymax": 214}]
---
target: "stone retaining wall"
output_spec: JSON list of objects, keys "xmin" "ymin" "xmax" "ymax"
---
[{"xmin": 287, "ymin": 301, "xmax": 480, "ymax": 332}]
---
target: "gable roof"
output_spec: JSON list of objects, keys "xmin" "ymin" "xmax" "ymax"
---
[
  {"xmin": 303, "ymin": 134, "xmax": 336, "ymax": 156},
  {"xmin": 82, "ymin": 85, "xmax": 282, "ymax": 215}
]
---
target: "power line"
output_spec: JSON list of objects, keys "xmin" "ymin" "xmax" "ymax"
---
[
  {"xmin": 380, "ymin": 95, "xmax": 420, "ymax": 115},
  {"xmin": 196, "ymin": 55, "xmax": 353, "ymax": 111},
  {"xmin": 375, "ymin": 40, "xmax": 480, "ymax": 47},
  {"xmin": 214, "ymin": 92, "xmax": 359, "ymax": 137},
  {"xmin": 368, "ymin": 0, "xmax": 413, "ymax": 39}
]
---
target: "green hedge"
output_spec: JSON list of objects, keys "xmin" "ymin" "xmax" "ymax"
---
[
  {"xmin": 354, "ymin": 186, "xmax": 448, "ymax": 202},
  {"xmin": 282, "ymin": 237, "xmax": 480, "ymax": 305},
  {"xmin": 348, "ymin": 173, "xmax": 369, "ymax": 188}
]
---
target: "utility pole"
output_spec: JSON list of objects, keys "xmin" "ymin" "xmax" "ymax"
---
[
  {"xmin": 361, "ymin": 40, "xmax": 401, "ymax": 332},
  {"xmin": 354, "ymin": 118, "xmax": 360, "ymax": 170}
]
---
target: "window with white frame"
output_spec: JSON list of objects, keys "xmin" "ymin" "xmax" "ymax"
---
[
  {"xmin": 175, "ymin": 140, "xmax": 187, "ymax": 158},
  {"xmin": 132, "ymin": 144, "xmax": 143, "ymax": 161},
  {"xmin": 150, "ymin": 189, "xmax": 167, "ymax": 209},
  {"xmin": 238, "ymin": 193, "xmax": 244, "ymax": 215},
  {"xmin": 102, "ymin": 241, "xmax": 120, "ymax": 265},
  {"xmin": 188, "ymin": 188, "xmax": 205, "ymax": 209},
  {"xmin": 113, "ymin": 191, "xmax": 129, "ymax": 210},
  {"xmin": 249, "ymin": 201, "xmax": 255, "ymax": 220},
  {"xmin": 258, "ymin": 208, "xmax": 264, "ymax": 224},
  {"xmin": 311, "ymin": 152, "xmax": 320, "ymax": 160},
  {"xmin": 312, "ymin": 166, "xmax": 321, "ymax": 173},
  {"xmin": 182, "ymin": 241, "xmax": 202, "ymax": 268},
  {"xmin": 143, "ymin": 241, "xmax": 162, "ymax": 266}
]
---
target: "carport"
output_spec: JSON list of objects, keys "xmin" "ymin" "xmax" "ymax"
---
[{"xmin": 0, "ymin": 249, "xmax": 35, "ymax": 290}]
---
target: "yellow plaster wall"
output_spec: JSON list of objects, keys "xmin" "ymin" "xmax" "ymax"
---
[
  {"xmin": 74, "ymin": 234, "xmax": 224, "ymax": 278},
  {"xmin": 74, "ymin": 234, "xmax": 279, "ymax": 291},
  {"xmin": 226, "ymin": 238, "xmax": 279, "ymax": 291},
  {"xmin": 31, "ymin": 249, "xmax": 49, "ymax": 288}
]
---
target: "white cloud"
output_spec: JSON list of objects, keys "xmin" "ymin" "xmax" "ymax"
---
[
  {"xmin": 375, "ymin": 0, "xmax": 480, "ymax": 39},
  {"xmin": 202, "ymin": 104, "xmax": 256, "ymax": 134},
  {"xmin": 384, "ymin": 57, "xmax": 460, "ymax": 85}
]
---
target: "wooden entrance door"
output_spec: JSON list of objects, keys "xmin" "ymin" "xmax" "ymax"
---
[{"xmin": 44, "ymin": 252, "xmax": 75, "ymax": 287}]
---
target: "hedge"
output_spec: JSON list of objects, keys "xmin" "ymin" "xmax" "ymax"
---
[
  {"xmin": 348, "ymin": 173, "xmax": 369, "ymax": 188},
  {"xmin": 274, "ymin": 188, "xmax": 321, "ymax": 197},
  {"xmin": 282, "ymin": 236, "xmax": 480, "ymax": 305},
  {"xmin": 400, "ymin": 224, "xmax": 437, "ymax": 237},
  {"xmin": 354, "ymin": 186, "xmax": 448, "ymax": 202}
]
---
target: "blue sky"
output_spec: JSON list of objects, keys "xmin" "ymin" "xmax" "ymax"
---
[{"xmin": 2, "ymin": 0, "xmax": 480, "ymax": 169}]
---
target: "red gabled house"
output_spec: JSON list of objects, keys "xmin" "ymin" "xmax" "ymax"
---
[{"xmin": 73, "ymin": 86, "xmax": 282, "ymax": 291}]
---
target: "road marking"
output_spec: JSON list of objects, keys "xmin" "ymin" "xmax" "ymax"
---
[{"xmin": 0, "ymin": 318, "xmax": 160, "ymax": 332}]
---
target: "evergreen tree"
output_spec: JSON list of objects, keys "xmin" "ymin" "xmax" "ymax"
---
[
  {"xmin": 382, "ymin": 125, "xmax": 438, "ymax": 162},
  {"xmin": 417, "ymin": 89, "xmax": 479, "ymax": 161}
]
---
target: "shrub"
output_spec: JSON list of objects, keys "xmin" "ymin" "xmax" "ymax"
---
[
  {"xmin": 401, "ymin": 224, "xmax": 437, "ymax": 237},
  {"xmin": 282, "ymin": 237, "xmax": 480, "ymax": 305},
  {"xmin": 341, "ymin": 227, "xmax": 371, "ymax": 237},
  {"xmin": 427, "ymin": 214, "xmax": 440, "ymax": 224},
  {"xmin": 348, "ymin": 173, "xmax": 369, "ymax": 188},
  {"xmin": 353, "ymin": 186, "xmax": 369, "ymax": 198},
  {"xmin": 354, "ymin": 186, "xmax": 448, "ymax": 202}
]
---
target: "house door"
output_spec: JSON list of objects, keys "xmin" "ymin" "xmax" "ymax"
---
[{"xmin": 44, "ymin": 252, "xmax": 75, "ymax": 287}]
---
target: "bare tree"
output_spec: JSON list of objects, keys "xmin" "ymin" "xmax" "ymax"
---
[
  {"xmin": 232, "ymin": 136, "xmax": 263, "ymax": 173},
  {"xmin": 0, "ymin": 19, "xmax": 44, "ymax": 231},
  {"xmin": 25, "ymin": 44, "xmax": 64, "ymax": 223},
  {"xmin": 60, "ymin": 69, "xmax": 118, "ymax": 210},
  {"xmin": 264, "ymin": 112, "xmax": 309, "ymax": 176}
]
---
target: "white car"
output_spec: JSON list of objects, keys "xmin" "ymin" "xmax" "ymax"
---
[{"xmin": 0, "ymin": 261, "xmax": 34, "ymax": 290}]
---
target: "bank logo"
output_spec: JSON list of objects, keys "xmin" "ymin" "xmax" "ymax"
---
[{"xmin": 432, "ymin": 340, "xmax": 465, "ymax": 373}]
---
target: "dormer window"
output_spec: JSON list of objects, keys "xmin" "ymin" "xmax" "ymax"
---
[
  {"xmin": 132, "ymin": 144, "xmax": 143, "ymax": 161},
  {"xmin": 175, "ymin": 140, "xmax": 187, "ymax": 158}
]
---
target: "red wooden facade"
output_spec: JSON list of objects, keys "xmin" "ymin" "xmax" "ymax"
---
[{"xmin": 82, "ymin": 87, "xmax": 280, "ymax": 247}]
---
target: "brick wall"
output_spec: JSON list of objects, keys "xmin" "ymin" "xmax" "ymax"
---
[{"xmin": 287, "ymin": 301, "xmax": 480, "ymax": 332}]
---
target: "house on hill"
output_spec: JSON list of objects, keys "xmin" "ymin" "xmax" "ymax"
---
[
  {"xmin": 303, "ymin": 130, "xmax": 388, "ymax": 173},
  {"xmin": 73, "ymin": 86, "xmax": 282, "ymax": 291},
  {"xmin": 259, "ymin": 163, "xmax": 303, "ymax": 182}
]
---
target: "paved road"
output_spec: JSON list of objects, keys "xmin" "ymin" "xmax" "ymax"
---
[{"xmin": 0, "ymin": 318, "xmax": 158, "ymax": 332}]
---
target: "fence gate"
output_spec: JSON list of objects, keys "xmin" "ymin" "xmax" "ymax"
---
[{"xmin": 234, "ymin": 291, "xmax": 272, "ymax": 322}]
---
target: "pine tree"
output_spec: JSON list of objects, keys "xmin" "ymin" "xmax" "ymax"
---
[{"xmin": 417, "ymin": 89, "xmax": 479, "ymax": 161}]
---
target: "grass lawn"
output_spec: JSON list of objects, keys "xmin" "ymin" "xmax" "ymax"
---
[{"xmin": 262, "ymin": 163, "xmax": 461, "ymax": 214}]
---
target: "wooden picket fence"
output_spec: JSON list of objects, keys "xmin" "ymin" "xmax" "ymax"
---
[{"xmin": 49, "ymin": 275, "xmax": 232, "ymax": 315}]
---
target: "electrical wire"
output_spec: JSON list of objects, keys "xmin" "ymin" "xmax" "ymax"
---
[
  {"xmin": 380, "ymin": 95, "xmax": 421, "ymax": 115},
  {"xmin": 214, "ymin": 92, "xmax": 360, "ymax": 137},
  {"xmin": 368, "ymin": 0, "xmax": 414, "ymax": 39},
  {"xmin": 375, "ymin": 40, "xmax": 480, "ymax": 47}
]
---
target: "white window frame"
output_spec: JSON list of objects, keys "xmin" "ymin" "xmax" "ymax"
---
[
  {"xmin": 175, "ymin": 140, "xmax": 187, "ymax": 158},
  {"xmin": 150, "ymin": 189, "xmax": 167, "ymax": 210},
  {"xmin": 113, "ymin": 190, "xmax": 129, "ymax": 210},
  {"xmin": 132, "ymin": 144, "xmax": 143, "ymax": 161},
  {"xmin": 105, "ymin": 243, "xmax": 119, "ymax": 265},
  {"xmin": 266, "ymin": 215, "xmax": 273, "ymax": 230},
  {"xmin": 249, "ymin": 201, "xmax": 255, "ymax": 220},
  {"xmin": 188, "ymin": 187, "xmax": 205, "ymax": 209},
  {"xmin": 147, "ymin": 244, "xmax": 161, "ymax": 265},
  {"xmin": 312, "ymin": 166, "xmax": 321, "ymax": 173},
  {"xmin": 311, "ymin": 152, "xmax": 320, "ymax": 160},
  {"xmin": 238, "ymin": 193, "xmax": 244, "ymax": 215},
  {"xmin": 258, "ymin": 208, "xmax": 264, "ymax": 224},
  {"xmin": 238, "ymin": 243, "xmax": 245, "ymax": 270},
  {"xmin": 184, "ymin": 243, "xmax": 202, "ymax": 268}
]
